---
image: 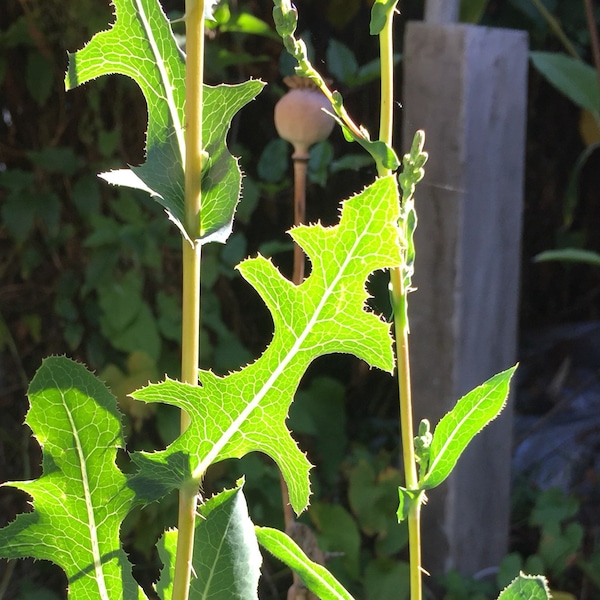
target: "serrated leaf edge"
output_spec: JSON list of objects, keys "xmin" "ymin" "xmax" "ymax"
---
[
  {"xmin": 497, "ymin": 572, "xmax": 551, "ymax": 599},
  {"xmin": 422, "ymin": 366, "xmax": 516, "ymax": 489}
]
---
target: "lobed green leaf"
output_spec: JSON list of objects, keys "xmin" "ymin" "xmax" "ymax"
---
[
  {"xmin": 129, "ymin": 176, "xmax": 402, "ymax": 514},
  {"xmin": 0, "ymin": 357, "xmax": 143, "ymax": 600},
  {"xmin": 66, "ymin": 0, "xmax": 264, "ymax": 243}
]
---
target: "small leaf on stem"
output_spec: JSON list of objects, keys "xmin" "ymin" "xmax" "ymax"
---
[
  {"xmin": 370, "ymin": 0, "xmax": 399, "ymax": 36},
  {"xmin": 421, "ymin": 366, "xmax": 517, "ymax": 490},
  {"xmin": 397, "ymin": 488, "xmax": 425, "ymax": 523}
]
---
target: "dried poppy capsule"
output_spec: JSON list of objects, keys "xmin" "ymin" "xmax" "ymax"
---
[{"xmin": 274, "ymin": 76, "xmax": 335, "ymax": 160}]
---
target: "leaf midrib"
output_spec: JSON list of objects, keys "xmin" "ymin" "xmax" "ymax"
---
[
  {"xmin": 60, "ymin": 389, "xmax": 110, "ymax": 600},
  {"xmin": 200, "ymin": 513, "xmax": 231, "ymax": 600},
  {"xmin": 423, "ymin": 379, "xmax": 504, "ymax": 487},
  {"xmin": 134, "ymin": 0, "xmax": 185, "ymax": 162},
  {"xmin": 193, "ymin": 208, "xmax": 378, "ymax": 481}
]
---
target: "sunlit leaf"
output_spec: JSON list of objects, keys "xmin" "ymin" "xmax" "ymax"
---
[
  {"xmin": 157, "ymin": 482, "xmax": 261, "ymax": 599},
  {"xmin": 130, "ymin": 176, "xmax": 402, "ymax": 514},
  {"xmin": 497, "ymin": 573, "xmax": 551, "ymax": 600},
  {"xmin": 0, "ymin": 357, "xmax": 143, "ymax": 600},
  {"xmin": 421, "ymin": 366, "xmax": 517, "ymax": 490}
]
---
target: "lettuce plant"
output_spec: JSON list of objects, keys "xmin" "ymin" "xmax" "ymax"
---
[{"xmin": 0, "ymin": 1, "xmax": 552, "ymax": 599}]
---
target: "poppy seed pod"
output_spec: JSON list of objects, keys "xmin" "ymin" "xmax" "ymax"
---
[{"xmin": 274, "ymin": 76, "xmax": 335, "ymax": 160}]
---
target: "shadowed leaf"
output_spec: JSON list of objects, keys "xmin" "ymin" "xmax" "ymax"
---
[
  {"xmin": 157, "ymin": 482, "xmax": 261, "ymax": 599},
  {"xmin": 66, "ymin": 0, "xmax": 264, "ymax": 243}
]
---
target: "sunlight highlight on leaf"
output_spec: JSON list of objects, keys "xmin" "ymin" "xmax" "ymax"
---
[
  {"xmin": 0, "ymin": 357, "xmax": 143, "ymax": 600},
  {"xmin": 421, "ymin": 366, "xmax": 517, "ymax": 490},
  {"xmin": 130, "ymin": 175, "xmax": 402, "ymax": 514},
  {"xmin": 256, "ymin": 526, "xmax": 355, "ymax": 600}
]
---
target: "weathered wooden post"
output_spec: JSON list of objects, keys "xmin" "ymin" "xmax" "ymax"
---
[{"xmin": 401, "ymin": 8, "xmax": 528, "ymax": 576}]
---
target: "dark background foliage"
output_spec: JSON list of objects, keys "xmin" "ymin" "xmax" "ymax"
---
[{"xmin": 1, "ymin": 0, "xmax": 600, "ymax": 598}]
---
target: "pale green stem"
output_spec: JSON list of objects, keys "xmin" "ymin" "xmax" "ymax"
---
[
  {"xmin": 390, "ymin": 270, "xmax": 422, "ymax": 600},
  {"xmin": 378, "ymin": 5, "xmax": 422, "ymax": 600},
  {"xmin": 295, "ymin": 65, "xmax": 366, "ymax": 143},
  {"xmin": 172, "ymin": 1, "xmax": 205, "ymax": 599},
  {"xmin": 284, "ymin": 153, "xmax": 310, "ymax": 599},
  {"xmin": 378, "ymin": 11, "xmax": 394, "ymax": 160}
]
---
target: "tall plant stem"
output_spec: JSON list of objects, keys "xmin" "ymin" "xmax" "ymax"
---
[
  {"xmin": 282, "ymin": 155, "xmax": 309, "ymax": 531},
  {"xmin": 283, "ymin": 152, "xmax": 310, "ymax": 599},
  {"xmin": 378, "ymin": 4, "xmax": 422, "ymax": 600},
  {"xmin": 378, "ymin": 10, "xmax": 395, "ymax": 157},
  {"xmin": 173, "ymin": 1, "xmax": 205, "ymax": 599},
  {"xmin": 292, "ymin": 155, "xmax": 308, "ymax": 283},
  {"xmin": 390, "ymin": 269, "xmax": 422, "ymax": 600}
]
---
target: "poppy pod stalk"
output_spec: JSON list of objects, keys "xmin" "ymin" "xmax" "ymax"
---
[
  {"xmin": 273, "ymin": 77, "xmax": 333, "ymax": 600},
  {"xmin": 274, "ymin": 77, "xmax": 334, "ymax": 285}
]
